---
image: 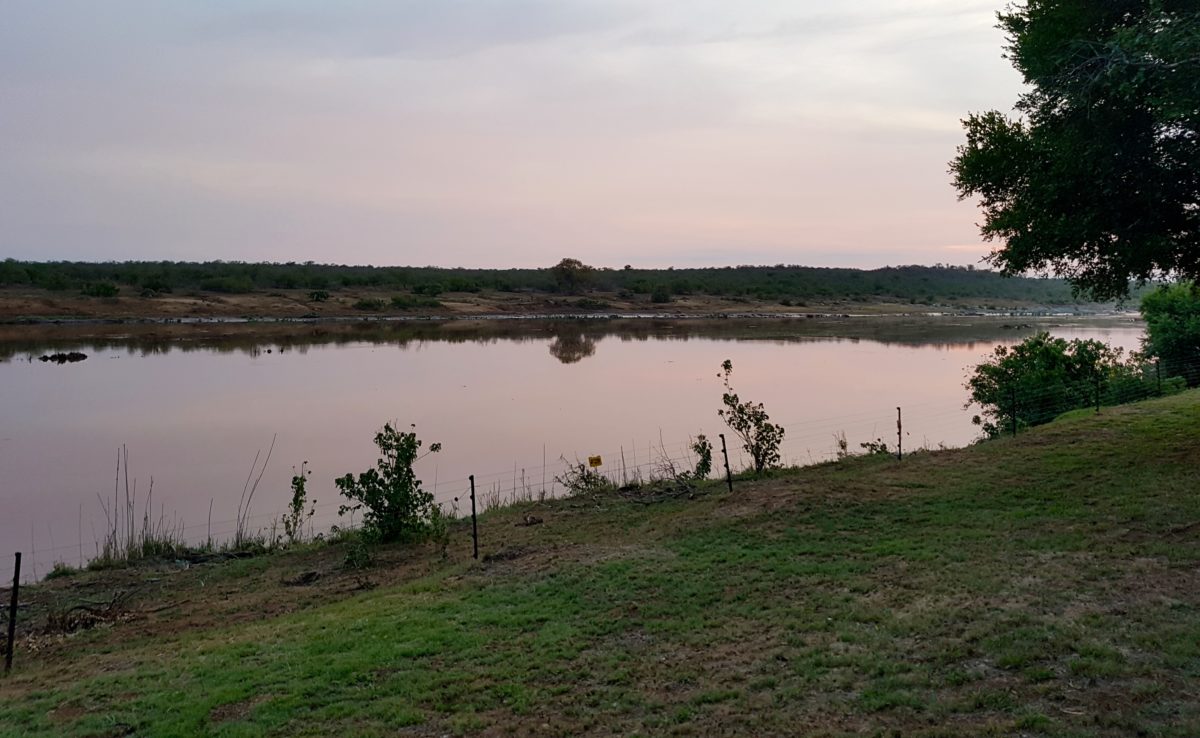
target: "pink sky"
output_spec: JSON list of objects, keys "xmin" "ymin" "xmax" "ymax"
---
[{"xmin": 1, "ymin": 0, "xmax": 1022, "ymax": 269}]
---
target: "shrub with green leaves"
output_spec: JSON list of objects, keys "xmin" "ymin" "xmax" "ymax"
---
[
  {"xmin": 353, "ymin": 297, "xmax": 386, "ymax": 311},
  {"xmin": 1141, "ymin": 283, "xmax": 1200, "ymax": 386},
  {"xmin": 690, "ymin": 435, "xmax": 713, "ymax": 479},
  {"xmin": 80, "ymin": 282, "xmax": 119, "ymax": 298},
  {"xmin": 967, "ymin": 333, "xmax": 1153, "ymax": 438},
  {"xmin": 717, "ymin": 360, "xmax": 785, "ymax": 474},
  {"xmin": 336, "ymin": 424, "xmax": 442, "ymax": 543},
  {"xmin": 283, "ymin": 462, "xmax": 316, "ymax": 545}
]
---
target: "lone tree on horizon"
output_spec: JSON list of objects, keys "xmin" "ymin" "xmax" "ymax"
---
[
  {"xmin": 951, "ymin": 1, "xmax": 1200, "ymax": 300},
  {"xmin": 550, "ymin": 258, "xmax": 595, "ymax": 294}
]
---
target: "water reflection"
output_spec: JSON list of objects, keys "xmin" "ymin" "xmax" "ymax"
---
[
  {"xmin": 0, "ymin": 315, "xmax": 1144, "ymax": 365},
  {"xmin": 548, "ymin": 329, "xmax": 599, "ymax": 364}
]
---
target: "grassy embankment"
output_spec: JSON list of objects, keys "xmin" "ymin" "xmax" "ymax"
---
[{"xmin": 2, "ymin": 392, "xmax": 1198, "ymax": 736}]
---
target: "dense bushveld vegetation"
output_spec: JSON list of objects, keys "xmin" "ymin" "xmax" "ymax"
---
[{"xmin": 0, "ymin": 258, "xmax": 1114, "ymax": 304}]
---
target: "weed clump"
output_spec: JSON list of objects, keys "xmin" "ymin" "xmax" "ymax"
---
[{"xmin": 555, "ymin": 461, "xmax": 612, "ymax": 495}]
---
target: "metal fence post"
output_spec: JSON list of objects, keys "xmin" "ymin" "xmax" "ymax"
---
[
  {"xmin": 469, "ymin": 476, "xmax": 479, "ymax": 560},
  {"xmin": 5, "ymin": 552, "xmax": 20, "ymax": 675},
  {"xmin": 719, "ymin": 434, "xmax": 733, "ymax": 493}
]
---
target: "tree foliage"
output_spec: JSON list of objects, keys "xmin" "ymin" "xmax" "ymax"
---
[
  {"xmin": 550, "ymin": 258, "xmax": 595, "ymax": 294},
  {"xmin": 951, "ymin": 1, "xmax": 1200, "ymax": 299},
  {"xmin": 717, "ymin": 360, "xmax": 785, "ymax": 474},
  {"xmin": 1141, "ymin": 282, "xmax": 1200, "ymax": 385},
  {"xmin": 335, "ymin": 424, "xmax": 442, "ymax": 542},
  {"xmin": 966, "ymin": 333, "xmax": 1152, "ymax": 437}
]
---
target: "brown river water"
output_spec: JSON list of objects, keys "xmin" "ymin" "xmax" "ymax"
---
[{"xmin": 0, "ymin": 316, "xmax": 1144, "ymax": 581}]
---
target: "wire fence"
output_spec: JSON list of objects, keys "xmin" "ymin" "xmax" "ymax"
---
[{"xmin": 3, "ymin": 356, "xmax": 1197, "ymax": 584}]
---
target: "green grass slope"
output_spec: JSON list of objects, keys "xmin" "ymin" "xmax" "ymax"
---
[{"xmin": 2, "ymin": 392, "xmax": 1199, "ymax": 737}]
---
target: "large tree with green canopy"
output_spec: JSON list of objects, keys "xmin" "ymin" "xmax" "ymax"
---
[{"xmin": 951, "ymin": 1, "xmax": 1200, "ymax": 300}]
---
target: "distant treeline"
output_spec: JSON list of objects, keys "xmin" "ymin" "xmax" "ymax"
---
[{"xmin": 0, "ymin": 259, "xmax": 1104, "ymax": 304}]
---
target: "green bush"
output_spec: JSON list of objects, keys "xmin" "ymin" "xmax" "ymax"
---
[
  {"xmin": 45, "ymin": 562, "xmax": 80, "ymax": 580},
  {"xmin": 335, "ymin": 424, "xmax": 442, "ymax": 543},
  {"xmin": 413, "ymin": 283, "xmax": 444, "ymax": 297},
  {"xmin": 283, "ymin": 462, "xmax": 316, "ymax": 545},
  {"xmin": 967, "ymin": 333, "xmax": 1153, "ymax": 438},
  {"xmin": 200, "ymin": 276, "xmax": 254, "ymax": 294},
  {"xmin": 354, "ymin": 298, "xmax": 386, "ymax": 311},
  {"xmin": 718, "ymin": 360, "xmax": 785, "ymax": 474},
  {"xmin": 690, "ymin": 435, "xmax": 713, "ymax": 479},
  {"xmin": 390, "ymin": 295, "xmax": 442, "ymax": 310},
  {"xmin": 80, "ymin": 282, "xmax": 120, "ymax": 298},
  {"xmin": 1141, "ymin": 283, "xmax": 1200, "ymax": 386},
  {"xmin": 555, "ymin": 462, "xmax": 612, "ymax": 495}
]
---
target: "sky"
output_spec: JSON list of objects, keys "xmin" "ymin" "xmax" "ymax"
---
[{"xmin": 0, "ymin": 1, "xmax": 1024, "ymax": 269}]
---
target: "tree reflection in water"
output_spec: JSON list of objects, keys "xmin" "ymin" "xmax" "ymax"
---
[{"xmin": 548, "ymin": 328, "xmax": 599, "ymax": 364}]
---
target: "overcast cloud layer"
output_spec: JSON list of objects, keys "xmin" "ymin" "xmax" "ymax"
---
[{"xmin": 1, "ymin": 1, "xmax": 1021, "ymax": 268}]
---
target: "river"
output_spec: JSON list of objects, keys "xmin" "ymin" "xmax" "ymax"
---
[{"xmin": 0, "ymin": 315, "xmax": 1145, "ymax": 580}]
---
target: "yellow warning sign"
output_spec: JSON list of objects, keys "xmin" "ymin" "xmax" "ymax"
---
[{"xmin": 588, "ymin": 455, "xmax": 603, "ymax": 468}]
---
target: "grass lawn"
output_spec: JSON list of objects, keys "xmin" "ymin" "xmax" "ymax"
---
[{"xmin": 2, "ymin": 391, "xmax": 1198, "ymax": 737}]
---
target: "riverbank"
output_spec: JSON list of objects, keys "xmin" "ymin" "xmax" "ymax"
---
[
  {"xmin": 2, "ymin": 390, "xmax": 1197, "ymax": 736},
  {"xmin": 0, "ymin": 285, "xmax": 1122, "ymax": 323},
  {"xmin": 0, "ymin": 286, "xmax": 1135, "ymax": 346}
]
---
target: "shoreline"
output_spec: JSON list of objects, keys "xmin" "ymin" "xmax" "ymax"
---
[{"xmin": 0, "ymin": 287, "xmax": 1138, "ymax": 343}]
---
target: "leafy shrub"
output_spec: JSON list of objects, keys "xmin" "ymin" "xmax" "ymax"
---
[
  {"xmin": 444, "ymin": 277, "xmax": 482, "ymax": 293},
  {"xmin": 555, "ymin": 460, "xmax": 611, "ymax": 495},
  {"xmin": 651, "ymin": 286, "xmax": 672, "ymax": 303},
  {"xmin": 390, "ymin": 294, "xmax": 442, "ymax": 310},
  {"xmin": 1141, "ymin": 283, "xmax": 1200, "ymax": 386},
  {"xmin": 967, "ymin": 332, "xmax": 1153, "ymax": 437},
  {"xmin": 860, "ymin": 438, "xmax": 890, "ymax": 455},
  {"xmin": 342, "ymin": 534, "xmax": 375, "ymax": 570},
  {"xmin": 199, "ymin": 276, "xmax": 254, "ymax": 293},
  {"xmin": 283, "ymin": 462, "xmax": 316, "ymax": 545},
  {"xmin": 353, "ymin": 298, "xmax": 386, "ymax": 311},
  {"xmin": 45, "ymin": 562, "xmax": 80, "ymax": 580},
  {"xmin": 690, "ymin": 435, "xmax": 713, "ymax": 478},
  {"xmin": 80, "ymin": 282, "xmax": 120, "ymax": 298},
  {"xmin": 413, "ymin": 283, "xmax": 444, "ymax": 297},
  {"xmin": 717, "ymin": 360, "xmax": 785, "ymax": 474},
  {"xmin": 834, "ymin": 431, "xmax": 849, "ymax": 460},
  {"xmin": 335, "ymin": 424, "xmax": 442, "ymax": 543},
  {"xmin": 308, "ymin": 290, "xmax": 330, "ymax": 302}
]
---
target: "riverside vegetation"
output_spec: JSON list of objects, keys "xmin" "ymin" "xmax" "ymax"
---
[
  {"xmin": 1, "ymin": 390, "xmax": 1198, "ymax": 736},
  {"xmin": 0, "ymin": 258, "xmax": 1122, "ymax": 308}
]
